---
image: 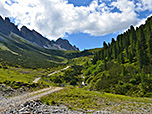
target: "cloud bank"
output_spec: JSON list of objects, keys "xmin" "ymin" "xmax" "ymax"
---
[{"xmin": 0, "ymin": 0, "xmax": 151, "ymax": 40}]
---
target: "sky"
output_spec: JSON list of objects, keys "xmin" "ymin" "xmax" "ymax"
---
[{"xmin": 0, "ymin": 0, "xmax": 152, "ymax": 50}]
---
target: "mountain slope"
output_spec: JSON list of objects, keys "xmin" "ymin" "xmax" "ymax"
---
[
  {"xmin": 0, "ymin": 32, "xmax": 66, "ymax": 68},
  {"xmin": 0, "ymin": 32, "xmax": 92, "ymax": 68}
]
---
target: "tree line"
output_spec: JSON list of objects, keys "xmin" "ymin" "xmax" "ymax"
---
[{"xmin": 92, "ymin": 16, "xmax": 152, "ymax": 69}]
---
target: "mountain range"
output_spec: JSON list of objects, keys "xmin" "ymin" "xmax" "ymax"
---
[
  {"xmin": 0, "ymin": 15, "xmax": 94, "ymax": 68},
  {"xmin": 0, "ymin": 16, "xmax": 79, "ymax": 51}
]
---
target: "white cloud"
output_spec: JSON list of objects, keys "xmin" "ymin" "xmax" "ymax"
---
[
  {"xmin": 135, "ymin": 14, "xmax": 152, "ymax": 28},
  {"xmin": 0, "ymin": 1, "xmax": 10, "ymax": 17},
  {"xmin": 0, "ymin": 0, "xmax": 151, "ymax": 40},
  {"xmin": 141, "ymin": 0, "xmax": 152, "ymax": 11},
  {"xmin": 135, "ymin": 0, "xmax": 152, "ymax": 12}
]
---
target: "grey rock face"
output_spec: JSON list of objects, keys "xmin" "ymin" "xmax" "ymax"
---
[
  {"xmin": 20, "ymin": 26, "xmax": 54, "ymax": 48},
  {"xmin": 0, "ymin": 16, "xmax": 20, "ymax": 36},
  {"xmin": 56, "ymin": 38, "xmax": 79, "ymax": 51},
  {"xmin": 0, "ymin": 16, "xmax": 79, "ymax": 51}
]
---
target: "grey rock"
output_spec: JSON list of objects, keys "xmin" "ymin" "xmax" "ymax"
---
[
  {"xmin": 0, "ymin": 16, "xmax": 20, "ymax": 36},
  {"xmin": 56, "ymin": 38, "xmax": 79, "ymax": 51}
]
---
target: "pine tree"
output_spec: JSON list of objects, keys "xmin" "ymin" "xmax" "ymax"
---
[
  {"xmin": 100, "ymin": 49, "xmax": 104, "ymax": 60},
  {"xmin": 147, "ymin": 25, "xmax": 152, "ymax": 55},
  {"xmin": 128, "ymin": 52, "xmax": 133, "ymax": 63},
  {"xmin": 120, "ymin": 52, "xmax": 124, "ymax": 64},
  {"xmin": 113, "ymin": 44, "xmax": 117, "ymax": 59},
  {"xmin": 129, "ymin": 25, "xmax": 136, "ymax": 56},
  {"xmin": 103, "ymin": 41, "xmax": 108, "ymax": 58},
  {"xmin": 136, "ymin": 27, "xmax": 149, "ymax": 67},
  {"xmin": 138, "ymin": 26, "xmax": 147, "ymax": 50},
  {"xmin": 103, "ymin": 41, "xmax": 108, "ymax": 49},
  {"xmin": 107, "ymin": 49, "xmax": 111, "ymax": 60},
  {"xmin": 104, "ymin": 59, "xmax": 107, "ymax": 70},
  {"xmin": 111, "ymin": 38, "xmax": 115, "ymax": 45},
  {"xmin": 92, "ymin": 53, "xmax": 98, "ymax": 64},
  {"xmin": 116, "ymin": 42, "xmax": 120, "ymax": 56},
  {"xmin": 136, "ymin": 40, "xmax": 144, "ymax": 69}
]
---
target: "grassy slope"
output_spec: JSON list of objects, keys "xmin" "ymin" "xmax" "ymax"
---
[
  {"xmin": 0, "ymin": 67, "xmax": 47, "ymax": 83},
  {"xmin": 41, "ymin": 87, "xmax": 152, "ymax": 113}
]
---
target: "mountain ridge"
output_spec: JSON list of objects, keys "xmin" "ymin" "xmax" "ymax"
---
[{"xmin": 0, "ymin": 16, "xmax": 79, "ymax": 51}]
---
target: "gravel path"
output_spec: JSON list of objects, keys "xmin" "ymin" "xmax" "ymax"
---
[
  {"xmin": 48, "ymin": 66, "xmax": 70, "ymax": 76},
  {"xmin": 33, "ymin": 66, "xmax": 70, "ymax": 83},
  {"xmin": 33, "ymin": 77, "xmax": 41, "ymax": 83},
  {"xmin": 0, "ymin": 87, "xmax": 63, "ymax": 112}
]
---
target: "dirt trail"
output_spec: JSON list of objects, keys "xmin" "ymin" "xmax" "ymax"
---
[
  {"xmin": 33, "ymin": 66, "xmax": 70, "ymax": 83},
  {"xmin": 0, "ymin": 87, "xmax": 63, "ymax": 112}
]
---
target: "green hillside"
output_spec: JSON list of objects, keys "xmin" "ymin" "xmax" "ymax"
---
[
  {"xmin": 0, "ymin": 33, "xmax": 92, "ymax": 69},
  {"xmin": 84, "ymin": 16, "xmax": 152, "ymax": 97}
]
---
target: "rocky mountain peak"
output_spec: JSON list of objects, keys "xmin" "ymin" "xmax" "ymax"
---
[
  {"xmin": 5, "ymin": 17, "xmax": 10, "ymax": 23},
  {"xmin": 56, "ymin": 38, "xmax": 79, "ymax": 51},
  {"xmin": 56, "ymin": 38, "xmax": 69, "ymax": 44},
  {"xmin": 0, "ymin": 16, "xmax": 79, "ymax": 51}
]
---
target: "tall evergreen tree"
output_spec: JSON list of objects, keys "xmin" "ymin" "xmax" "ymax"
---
[
  {"xmin": 129, "ymin": 25, "xmax": 136, "ymax": 56},
  {"xmin": 116, "ymin": 42, "xmax": 120, "ymax": 56},
  {"xmin": 111, "ymin": 38, "xmax": 115, "ymax": 45},
  {"xmin": 136, "ymin": 40, "xmax": 144, "ymax": 69},
  {"xmin": 128, "ymin": 52, "xmax": 133, "ymax": 63},
  {"xmin": 113, "ymin": 44, "xmax": 117, "ymax": 59},
  {"xmin": 103, "ymin": 41, "xmax": 108, "ymax": 49},
  {"xmin": 100, "ymin": 49, "xmax": 104, "ymax": 60},
  {"xmin": 103, "ymin": 41, "xmax": 108, "ymax": 58},
  {"xmin": 147, "ymin": 25, "xmax": 152, "ymax": 55},
  {"xmin": 137, "ymin": 27, "xmax": 149, "ymax": 66},
  {"xmin": 92, "ymin": 52, "xmax": 98, "ymax": 64},
  {"xmin": 120, "ymin": 52, "xmax": 124, "ymax": 64},
  {"xmin": 138, "ymin": 26, "xmax": 147, "ymax": 50},
  {"xmin": 104, "ymin": 58, "xmax": 107, "ymax": 70}
]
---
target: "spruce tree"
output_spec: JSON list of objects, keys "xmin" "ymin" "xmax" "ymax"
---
[
  {"xmin": 111, "ymin": 38, "xmax": 115, "ymax": 44},
  {"xmin": 103, "ymin": 41, "xmax": 108, "ymax": 49},
  {"xmin": 137, "ymin": 27, "xmax": 149, "ymax": 66},
  {"xmin": 129, "ymin": 52, "xmax": 133, "ymax": 63},
  {"xmin": 120, "ymin": 52, "xmax": 124, "ymax": 64},
  {"xmin": 138, "ymin": 26, "xmax": 147, "ymax": 50},
  {"xmin": 113, "ymin": 44, "xmax": 117, "ymax": 59},
  {"xmin": 92, "ymin": 53, "xmax": 98, "ymax": 64},
  {"xmin": 147, "ymin": 25, "xmax": 152, "ymax": 55},
  {"xmin": 104, "ymin": 59, "xmax": 107, "ymax": 70},
  {"xmin": 100, "ymin": 49, "xmax": 104, "ymax": 60},
  {"xmin": 136, "ymin": 40, "xmax": 144, "ymax": 69},
  {"xmin": 129, "ymin": 26, "xmax": 136, "ymax": 56}
]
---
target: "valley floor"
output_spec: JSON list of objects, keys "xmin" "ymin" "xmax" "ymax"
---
[
  {"xmin": 0, "ymin": 66, "xmax": 152, "ymax": 114},
  {"xmin": 0, "ymin": 85, "xmax": 107, "ymax": 114},
  {"xmin": 0, "ymin": 84, "xmax": 152, "ymax": 114},
  {"xmin": 0, "ymin": 85, "xmax": 63, "ymax": 113}
]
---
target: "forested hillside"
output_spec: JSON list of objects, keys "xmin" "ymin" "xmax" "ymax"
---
[{"xmin": 84, "ymin": 16, "xmax": 152, "ymax": 97}]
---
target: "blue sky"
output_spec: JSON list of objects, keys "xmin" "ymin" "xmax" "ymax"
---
[
  {"xmin": 64, "ymin": 32, "xmax": 118, "ymax": 50},
  {"xmin": 0, "ymin": 0, "xmax": 152, "ymax": 50},
  {"xmin": 64, "ymin": 0, "xmax": 152, "ymax": 50}
]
